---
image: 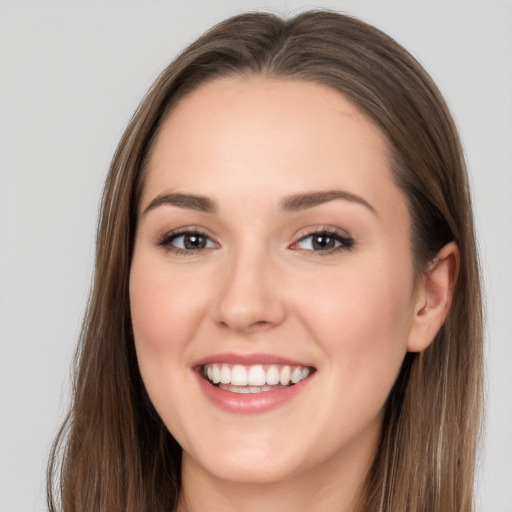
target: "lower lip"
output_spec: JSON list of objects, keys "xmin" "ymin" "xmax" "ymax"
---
[{"xmin": 195, "ymin": 371, "xmax": 314, "ymax": 414}]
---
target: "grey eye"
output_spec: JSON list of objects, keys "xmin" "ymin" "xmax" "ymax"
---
[
  {"xmin": 298, "ymin": 234, "xmax": 340, "ymax": 250},
  {"xmin": 294, "ymin": 231, "xmax": 354, "ymax": 253},
  {"xmin": 171, "ymin": 233, "xmax": 216, "ymax": 250}
]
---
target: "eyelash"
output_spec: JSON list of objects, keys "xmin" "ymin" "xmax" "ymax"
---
[
  {"xmin": 291, "ymin": 227, "xmax": 354, "ymax": 255},
  {"xmin": 156, "ymin": 227, "xmax": 354, "ymax": 256},
  {"xmin": 156, "ymin": 228, "xmax": 218, "ymax": 256}
]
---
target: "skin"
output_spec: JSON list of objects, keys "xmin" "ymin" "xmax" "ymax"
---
[{"xmin": 129, "ymin": 77, "xmax": 457, "ymax": 512}]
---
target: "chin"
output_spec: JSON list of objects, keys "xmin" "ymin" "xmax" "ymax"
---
[{"xmin": 183, "ymin": 435, "xmax": 308, "ymax": 485}]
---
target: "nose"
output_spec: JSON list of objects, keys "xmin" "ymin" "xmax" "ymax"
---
[{"xmin": 213, "ymin": 248, "xmax": 287, "ymax": 333}]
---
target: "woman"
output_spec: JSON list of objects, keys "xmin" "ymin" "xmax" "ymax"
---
[{"xmin": 47, "ymin": 10, "xmax": 483, "ymax": 512}]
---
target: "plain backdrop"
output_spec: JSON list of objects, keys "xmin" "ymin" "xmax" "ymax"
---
[{"xmin": 0, "ymin": 1, "xmax": 511, "ymax": 511}]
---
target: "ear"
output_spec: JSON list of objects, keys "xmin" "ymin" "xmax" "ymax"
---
[{"xmin": 407, "ymin": 241, "xmax": 459, "ymax": 352}]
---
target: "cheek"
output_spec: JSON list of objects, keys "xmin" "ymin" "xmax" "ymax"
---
[
  {"xmin": 128, "ymin": 254, "xmax": 219, "ymax": 424},
  {"xmin": 129, "ymin": 257, "xmax": 209, "ymax": 356},
  {"xmin": 128, "ymin": 253, "xmax": 215, "ymax": 435},
  {"xmin": 294, "ymin": 256, "xmax": 414, "ymax": 390}
]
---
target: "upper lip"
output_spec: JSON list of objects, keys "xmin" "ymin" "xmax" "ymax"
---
[{"xmin": 192, "ymin": 352, "xmax": 315, "ymax": 368}]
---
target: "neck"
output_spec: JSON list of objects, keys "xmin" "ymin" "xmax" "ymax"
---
[{"xmin": 176, "ymin": 443, "xmax": 375, "ymax": 512}]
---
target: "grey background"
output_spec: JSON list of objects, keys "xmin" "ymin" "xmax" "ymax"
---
[{"xmin": 1, "ymin": 1, "xmax": 511, "ymax": 510}]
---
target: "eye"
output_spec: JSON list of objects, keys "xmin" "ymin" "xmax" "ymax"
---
[
  {"xmin": 157, "ymin": 230, "xmax": 218, "ymax": 254},
  {"xmin": 293, "ymin": 229, "xmax": 354, "ymax": 253}
]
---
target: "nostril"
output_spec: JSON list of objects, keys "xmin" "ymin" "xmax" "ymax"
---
[
  {"xmin": 217, "ymin": 317, "xmax": 275, "ymax": 333},
  {"xmin": 250, "ymin": 320, "xmax": 273, "ymax": 330}
]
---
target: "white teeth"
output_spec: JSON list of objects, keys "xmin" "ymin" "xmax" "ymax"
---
[
  {"xmin": 231, "ymin": 365, "xmax": 248, "ymax": 386},
  {"xmin": 279, "ymin": 365, "xmax": 291, "ymax": 386},
  {"xmin": 203, "ymin": 362, "xmax": 312, "ymax": 389},
  {"xmin": 266, "ymin": 365, "xmax": 280, "ymax": 385},
  {"xmin": 291, "ymin": 366, "xmax": 303, "ymax": 384},
  {"xmin": 248, "ymin": 365, "xmax": 266, "ymax": 386},
  {"xmin": 220, "ymin": 364, "xmax": 231, "ymax": 384},
  {"xmin": 218, "ymin": 384, "xmax": 280, "ymax": 394}
]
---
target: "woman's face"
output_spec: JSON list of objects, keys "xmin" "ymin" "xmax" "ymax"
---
[{"xmin": 130, "ymin": 77, "xmax": 421, "ymax": 485}]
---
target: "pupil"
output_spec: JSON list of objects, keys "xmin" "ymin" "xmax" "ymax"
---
[
  {"xmin": 184, "ymin": 234, "xmax": 205, "ymax": 250},
  {"xmin": 312, "ymin": 235, "xmax": 334, "ymax": 250}
]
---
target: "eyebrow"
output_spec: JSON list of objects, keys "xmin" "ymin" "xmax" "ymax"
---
[
  {"xmin": 281, "ymin": 190, "xmax": 377, "ymax": 215},
  {"xmin": 143, "ymin": 192, "xmax": 217, "ymax": 215},
  {"xmin": 142, "ymin": 189, "xmax": 376, "ymax": 216}
]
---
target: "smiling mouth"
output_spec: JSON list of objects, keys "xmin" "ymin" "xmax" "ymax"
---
[{"xmin": 202, "ymin": 363, "xmax": 315, "ymax": 394}]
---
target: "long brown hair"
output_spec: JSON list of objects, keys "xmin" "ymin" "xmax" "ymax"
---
[{"xmin": 47, "ymin": 10, "xmax": 483, "ymax": 512}]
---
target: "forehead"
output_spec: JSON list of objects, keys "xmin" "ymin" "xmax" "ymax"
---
[
  {"xmin": 142, "ymin": 76, "xmax": 403, "ymax": 221},
  {"xmin": 150, "ymin": 76, "xmax": 388, "ymax": 163}
]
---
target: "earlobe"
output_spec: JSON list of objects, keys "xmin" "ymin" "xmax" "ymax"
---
[{"xmin": 407, "ymin": 241, "xmax": 459, "ymax": 352}]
